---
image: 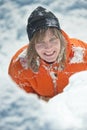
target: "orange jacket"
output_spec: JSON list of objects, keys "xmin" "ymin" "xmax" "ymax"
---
[{"xmin": 8, "ymin": 31, "xmax": 87, "ymax": 98}]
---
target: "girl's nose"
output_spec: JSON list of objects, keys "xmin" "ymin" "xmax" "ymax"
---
[{"xmin": 45, "ymin": 42, "xmax": 52, "ymax": 49}]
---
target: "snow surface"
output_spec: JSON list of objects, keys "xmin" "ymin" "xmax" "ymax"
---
[{"xmin": 0, "ymin": 0, "xmax": 87, "ymax": 130}]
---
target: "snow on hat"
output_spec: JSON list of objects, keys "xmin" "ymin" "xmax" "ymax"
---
[{"xmin": 27, "ymin": 6, "xmax": 61, "ymax": 40}]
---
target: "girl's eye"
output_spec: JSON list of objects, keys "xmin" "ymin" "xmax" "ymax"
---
[
  {"xmin": 36, "ymin": 43, "xmax": 45, "ymax": 48},
  {"xmin": 39, "ymin": 42, "xmax": 44, "ymax": 44},
  {"xmin": 50, "ymin": 37, "xmax": 58, "ymax": 43},
  {"xmin": 37, "ymin": 41, "xmax": 44, "ymax": 44}
]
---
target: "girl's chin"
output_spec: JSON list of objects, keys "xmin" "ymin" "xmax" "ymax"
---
[{"xmin": 44, "ymin": 58, "xmax": 56, "ymax": 64}]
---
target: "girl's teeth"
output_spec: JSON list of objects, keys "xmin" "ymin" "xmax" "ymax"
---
[{"xmin": 45, "ymin": 51, "xmax": 54, "ymax": 56}]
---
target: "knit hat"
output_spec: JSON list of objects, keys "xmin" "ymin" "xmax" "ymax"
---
[{"xmin": 27, "ymin": 6, "xmax": 61, "ymax": 40}]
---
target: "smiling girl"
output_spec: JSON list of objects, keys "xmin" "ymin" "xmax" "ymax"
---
[{"xmin": 8, "ymin": 6, "xmax": 87, "ymax": 101}]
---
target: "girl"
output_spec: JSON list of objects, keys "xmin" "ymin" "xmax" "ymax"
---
[{"xmin": 8, "ymin": 6, "xmax": 87, "ymax": 101}]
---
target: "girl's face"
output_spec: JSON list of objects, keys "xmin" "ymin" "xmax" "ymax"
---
[{"xmin": 35, "ymin": 29, "xmax": 61, "ymax": 63}]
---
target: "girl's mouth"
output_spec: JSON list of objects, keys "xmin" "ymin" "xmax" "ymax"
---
[{"xmin": 44, "ymin": 51, "xmax": 55, "ymax": 56}]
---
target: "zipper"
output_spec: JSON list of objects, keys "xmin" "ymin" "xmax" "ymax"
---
[
  {"xmin": 42, "ymin": 63, "xmax": 58, "ymax": 95},
  {"xmin": 53, "ymin": 78, "xmax": 57, "ymax": 95},
  {"xmin": 50, "ymin": 71, "xmax": 58, "ymax": 95}
]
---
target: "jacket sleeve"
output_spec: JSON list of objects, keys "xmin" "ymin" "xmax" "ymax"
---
[
  {"xmin": 70, "ymin": 38, "xmax": 87, "ymax": 48},
  {"xmin": 8, "ymin": 46, "xmax": 36, "ymax": 93},
  {"xmin": 70, "ymin": 38, "xmax": 87, "ymax": 62}
]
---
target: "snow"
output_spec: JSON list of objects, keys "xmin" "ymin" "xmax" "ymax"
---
[
  {"xmin": 70, "ymin": 46, "xmax": 85, "ymax": 63},
  {"xmin": 0, "ymin": 0, "xmax": 87, "ymax": 130},
  {"xmin": 45, "ymin": 71, "xmax": 87, "ymax": 130}
]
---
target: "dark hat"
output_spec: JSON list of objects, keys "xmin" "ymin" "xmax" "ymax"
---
[{"xmin": 27, "ymin": 6, "xmax": 61, "ymax": 40}]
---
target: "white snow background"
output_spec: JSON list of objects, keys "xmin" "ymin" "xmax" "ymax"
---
[{"xmin": 0, "ymin": 0, "xmax": 87, "ymax": 130}]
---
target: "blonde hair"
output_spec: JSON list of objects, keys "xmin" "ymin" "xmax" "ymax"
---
[{"xmin": 26, "ymin": 28, "xmax": 67, "ymax": 72}]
